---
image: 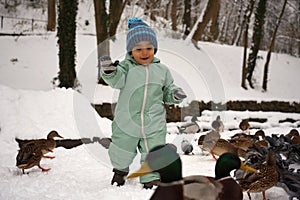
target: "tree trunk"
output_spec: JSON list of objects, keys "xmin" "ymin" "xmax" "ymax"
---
[
  {"xmin": 241, "ymin": 0, "xmax": 255, "ymax": 89},
  {"xmin": 182, "ymin": 0, "xmax": 191, "ymax": 39},
  {"xmin": 57, "ymin": 0, "xmax": 78, "ymax": 88},
  {"xmin": 262, "ymin": 0, "xmax": 287, "ymax": 91},
  {"xmin": 47, "ymin": 0, "xmax": 56, "ymax": 31},
  {"xmin": 297, "ymin": 1, "xmax": 300, "ymax": 56},
  {"xmin": 94, "ymin": 0, "xmax": 109, "ymax": 57},
  {"xmin": 235, "ymin": 2, "xmax": 248, "ymax": 46},
  {"xmin": 218, "ymin": 1, "xmax": 229, "ymax": 43},
  {"xmin": 108, "ymin": 0, "xmax": 128, "ymax": 40},
  {"xmin": 171, "ymin": 0, "xmax": 177, "ymax": 31},
  {"xmin": 223, "ymin": 4, "xmax": 234, "ymax": 44},
  {"xmin": 164, "ymin": 0, "xmax": 171, "ymax": 20},
  {"xmin": 246, "ymin": 0, "xmax": 267, "ymax": 89},
  {"xmin": 191, "ymin": 0, "xmax": 215, "ymax": 46},
  {"xmin": 231, "ymin": 1, "xmax": 244, "ymax": 45},
  {"xmin": 94, "ymin": 0, "xmax": 109, "ymax": 84},
  {"xmin": 209, "ymin": 0, "xmax": 220, "ymax": 41}
]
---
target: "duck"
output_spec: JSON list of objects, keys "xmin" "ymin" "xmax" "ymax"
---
[
  {"xmin": 177, "ymin": 116, "xmax": 201, "ymax": 134},
  {"xmin": 229, "ymin": 137, "xmax": 255, "ymax": 151},
  {"xmin": 15, "ymin": 130, "xmax": 63, "ymax": 157},
  {"xmin": 16, "ymin": 142, "xmax": 51, "ymax": 174},
  {"xmin": 231, "ymin": 129, "xmax": 265, "ymax": 140},
  {"xmin": 236, "ymin": 150, "xmax": 279, "ymax": 200},
  {"xmin": 286, "ymin": 129, "xmax": 300, "ymax": 145},
  {"xmin": 198, "ymin": 130, "xmax": 245, "ymax": 160},
  {"xmin": 181, "ymin": 139, "xmax": 193, "ymax": 155},
  {"xmin": 127, "ymin": 144, "xmax": 257, "ymax": 200},
  {"xmin": 211, "ymin": 115, "xmax": 224, "ymax": 132},
  {"xmin": 239, "ymin": 119, "xmax": 250, "ymax": 133},
  {"xmin": 230, "ymin": 130, "xmax": 268, "ymax": 150}
]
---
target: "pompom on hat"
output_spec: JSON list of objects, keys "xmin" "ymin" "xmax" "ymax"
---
[{"xmin": 126, "ymin": 18, "xmax": 158, "ymax": 54}]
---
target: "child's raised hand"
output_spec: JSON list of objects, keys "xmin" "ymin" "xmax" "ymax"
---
[
  {"xmin": 99, "ymin": 56, "xmax": 119, "ymax": 74},
  {"xmin": 173, "ymin": 89, "xmax": 187, "ymax": 100}
]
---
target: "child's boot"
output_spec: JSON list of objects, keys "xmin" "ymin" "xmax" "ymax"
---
[{"xmin": 111, "ymin": 168, "xmax": 129, "ymax": 186}]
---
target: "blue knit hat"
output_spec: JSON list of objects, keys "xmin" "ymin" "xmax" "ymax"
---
[{"xmin": 126, "ymin": 18, "xmax": 158, "ymax": 54}]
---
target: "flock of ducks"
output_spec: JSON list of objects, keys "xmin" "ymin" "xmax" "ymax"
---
[
  {"xmin": 14, "ymin": 116, "xmax": 300, "ymax": 200},
  {"xmin": 129, "ymin": 116, "xmax": 300, "ymax": 200},
  {"xmin": 128, "ymin": 144, "xmax": 257, "ymax": 200}
]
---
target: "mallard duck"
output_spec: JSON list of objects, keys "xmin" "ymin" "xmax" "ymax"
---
[
  {"xmin": 16, "ymin": 130, "xmax": 63, "ymax": 157},
  {"xmin": 232, "ymin": 129, "xmax": 265, "ymax": 140},
  {"xmin": 286, "ymin": 129, "xmax": 300, "ymax": 145},
  {"xmin": 236, "ymin": 151, "xmax": 279, "ymax": 200},
  {"xmin": 16, "ymin": 142, "xmax": 51, "ymax": 174},
  {"xmin": 198, "ymin": 131, "xmax": 245, "ymax": 160},
  {"xmin": 127, "ymin": 144, "xmax": 256, "ymax": 200},
  {"xmin": 229, "ymin": 137, "xmax": 255, "ymax": 151},
  {"xmin": 239, "ymin": 119, "xmax": 250, "ymax": 133},
  {"xmin": 15, "ymin": 130, "xmax": 63, "ymax": 174},
  {"xmin": 230, "ymin": 130, "xmax": 268, "ymax": 150},
  {"xmin": 211, "ymin": 115, "xmax": 224, "ymax": 132},
  {"xmin": 177, "ymin": 116, "xmax": 201, "ymax": 134}
]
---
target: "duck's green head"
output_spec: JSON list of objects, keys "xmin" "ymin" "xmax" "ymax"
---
[
  {"xmin": 128, "ymin": 143, "xmax": 182, "ymax": 183},
  {"xmin": 215, "ymin": 153, "xmax": 257, "ymax": 180}
]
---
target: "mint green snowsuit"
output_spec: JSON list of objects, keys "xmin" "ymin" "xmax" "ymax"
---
[{"xmin": 100, "ymin": 54, "xmax": 183, "ymax": 183}]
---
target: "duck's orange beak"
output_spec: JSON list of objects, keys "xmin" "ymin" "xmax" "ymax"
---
[
  {"xmin": 127, "ymin": 161, "xmax": 153, "ymax": 179},
  {"xmin": 240, "ymin": 161, "xmax": 257, "ymax": 173}
]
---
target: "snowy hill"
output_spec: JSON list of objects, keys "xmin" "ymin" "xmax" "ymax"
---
[{"xmin": 1, "ymin": 33, "xmax": 300, "ymax": 105}]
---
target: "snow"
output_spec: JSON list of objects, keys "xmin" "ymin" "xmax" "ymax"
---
[{"xmin": 1, "ymin": 2, "xmax": 300, "ymax": 200}]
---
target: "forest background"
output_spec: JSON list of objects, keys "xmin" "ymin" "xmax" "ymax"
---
[{"xmin": 1, "ymin": 0, "xmax": 299, "ymax": 115}]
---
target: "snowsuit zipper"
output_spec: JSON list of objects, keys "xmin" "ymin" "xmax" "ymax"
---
[{"xmin": 141, "ymin": 65, "xmax": 149, "ymax": 152}]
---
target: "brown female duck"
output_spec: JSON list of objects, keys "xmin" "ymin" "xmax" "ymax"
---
[
  {"xmin": 198, "ymin": 131, "xmax": 245, "ymax": 160},
  {"xmin": 16, "ymin": 142, "xmax": 51, "ymax": 174},
  {"xmin": 236, "ymin": 151, "xmax": 279, "ymax": 200},
  {"xmin": 15, "ymin": 130, "xmax": 63, "ymax": 173},
  {"xmin": 16, "ymin": 130, "xmax": 63, "ymax": 157}
]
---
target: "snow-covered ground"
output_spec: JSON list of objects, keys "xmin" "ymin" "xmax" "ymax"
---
[
  {"xmin": 0, "ymin": 84, "xmax": 298, "ymax": 200},
  {"xmin": 1, "ymin": 34, "xmax": 299, "ymax": 199},
  {"xmin": 0, "ymin": 2, "xmax": 300, "ymax": 200}
]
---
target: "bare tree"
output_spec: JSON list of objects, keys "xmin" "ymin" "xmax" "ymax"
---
[
  {"xmin": 241, "ymin": 0, "xmax": 255, "ymax": 89},
  {"xmin": 262, "ymin": 0, "xmax": 287, "ymax": 91},
  {"xmin": 191, "ymin": 0, "xmax": 220, "ymax": 48},
  {"xmin": 182, "ymin": 0, "xmax": 191, "ymax": 39},
  {"xmin": 208, "ymin": 0, "xmax": 220, "ymax": 41},
  {"xmin": 94, "ymin": 0, "xmax": 127, "ymax": 84},
  {"xmin": 231, "ymin": 0, "xmax": 245, "ymax": 45},
  {"xmin": 218, "ymin": 1, "xmax": 230, "ymax": 43},
  {"xmin": 94, "ymin": 0, "xmax": 109, "ymax": 84},
  {"xmin": 47, "ymin": 0, "xmax": 56, "ymax": 31},
  {"xmin": 108, "ymin": 0, "xmax": 128, "ymax": 40},
  {"xmin": 246, "ymin": 0, "xmax": 267, "ymax": 89},
  {"xmin": 171, "ymin": 0, "xmax": 177, "ymax": 31},
  {"xmin": 57, "ymin": 0, "xmax": 78, "ymax": 88}
]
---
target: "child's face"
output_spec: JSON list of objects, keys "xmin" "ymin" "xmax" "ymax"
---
[{"xmin": 131, "ymin": 41, "xmax": 155, "ymax": 65}]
